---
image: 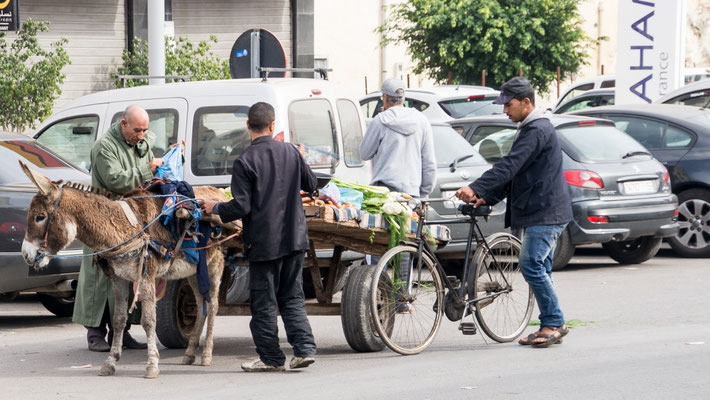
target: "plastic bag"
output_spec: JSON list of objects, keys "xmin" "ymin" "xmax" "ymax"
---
[
  {"xmin": 338, "ymin": 187, "xmax": 364, "ymax": 209},
  {"xmin": 318, "ymin": 182, "xmax": 340, "ymax": 204},
  {"xmin": 155, "ymin": 145, "xmax": 183, "ymax": 181}
]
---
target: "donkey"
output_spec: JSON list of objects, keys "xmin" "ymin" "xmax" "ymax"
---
[{"xmin": 19, "ymin": 161, "xmax": 232, "ymax": 379}]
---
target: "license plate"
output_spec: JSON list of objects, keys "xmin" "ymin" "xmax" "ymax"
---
[{"xmin": 623, "ymin": 180, "xmax": 655, "ymax": 195}]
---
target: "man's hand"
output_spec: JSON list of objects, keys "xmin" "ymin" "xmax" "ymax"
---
[
  {"xmin": 293, "ymin": 143, "xmax": 306, "ymax": 159},
  {"xmin": 455, "ymin": 186, "xmax": 476, "ymax": 203},
  {"xmin": 200, "ymin": 200, "xmax": 217, "ymax": 214},
  {"xmin": 149, "ymin": 158, "xmax": 164, "ymax": 173},
  {"xmin": 169, "ymin": 140, "xmax": 186, "ymax": 151},
  {"xmin": 455, "ymin": 185, "xmax": 487, "ymax": 208}
]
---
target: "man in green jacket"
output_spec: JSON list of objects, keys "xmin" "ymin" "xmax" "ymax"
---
[{"xmin": 72, "ymin": 105, "xmax": 164, "ymax": 352}]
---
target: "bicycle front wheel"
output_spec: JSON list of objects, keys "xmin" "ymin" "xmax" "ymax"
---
[
  {"xmin": 370, "ymin": 245, "xmax": 444, "ymax": 355},
  {"xmin": 472, "ymin": 235, "xmax": 533, "ymax": 342}
]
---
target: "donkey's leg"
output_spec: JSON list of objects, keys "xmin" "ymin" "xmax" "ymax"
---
[
  {"xmin": 200, "ymin": 251, "xmax": 224, "ymax": 367},
  {"xmin": 181, "ymin": 274, "xmax": 206, "ymax": 366},
  {"xmin": 99, "ymin": 278, "xmax": 130, "ymax": 377},
  {"xmin": 139, "ymin": 276, "xmax": 160, "ymax": 379}
]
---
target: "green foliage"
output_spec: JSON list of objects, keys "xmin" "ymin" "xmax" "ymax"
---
[
  {"xmin": 113, "ymin": 35, "xmax": 230, "ymax": 88},
  {"xmin": 381, "ymin": 0, "xmax": 593, "ymax": 93},
  {"xmin": 0, "ymin": 19, "xmax": 70, "ymax": 132}
]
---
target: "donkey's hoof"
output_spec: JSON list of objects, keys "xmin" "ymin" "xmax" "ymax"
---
[
  {"xmin": 181, "ymin": 355, "xmax": 195, "ymax": 365},
  {"xmin": 98, "ymin": 363, "xmax": 115, "ymax": 376},
  {"xmin": 200, "ymin": 356, "xmax": 212, "ymax": 366},
  {"xmin": 144, "ymin": 365, "xmax": 160, "ymax": 379}
]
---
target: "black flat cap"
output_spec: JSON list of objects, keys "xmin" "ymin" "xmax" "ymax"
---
[{"xmin": 493, "ymin": 77, "xmax": 533, "ymax": 105}]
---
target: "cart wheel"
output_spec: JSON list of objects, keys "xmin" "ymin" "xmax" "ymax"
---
[
  {"xmin": 341, "ymin": 264, "xmax": 385, "ymax": 352},
  {"xmin": 156, "ymin": 278, "xmax": 195, "ymax": 349}
]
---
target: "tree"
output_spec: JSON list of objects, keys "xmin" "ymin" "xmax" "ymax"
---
[
  {"xmin": 0, "ymin": 19, "xmax": 70, "ymax": 133},
  {"xmin": 113, "ymin": 35, "xmax": 230, "ymax": 88},
  {"xmin": 381, "ymin": 0, "xmax": 593, "ymax": 92}
]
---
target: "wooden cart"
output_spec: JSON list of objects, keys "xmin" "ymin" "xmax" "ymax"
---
[{"xmin": 155, "ymin": 205, "xmax": 448, "ymax": 352}]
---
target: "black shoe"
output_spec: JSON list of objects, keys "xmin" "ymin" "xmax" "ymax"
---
[
  {"xmin": 122, "ymin": 332, "xmax": 148, "ymax": 350},
  {"xmin": 108, "ymin": 331, "xmax": 148, "ymax": 350},
  {"xmin": 88, "ymin": 337, "xmax": 110, "ymax": 352}
]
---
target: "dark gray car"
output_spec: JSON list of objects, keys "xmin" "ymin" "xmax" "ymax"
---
[
  {"xmin": 570, "ymin": 104, "xmax": 710, "ymax": 257},
  {"xmin": 0, "ymin": 132, "xmax": 89, "ymax": 316},
  {"xmin": 448, "ymin": 115, "xmax": 679, "ymax": 269}
]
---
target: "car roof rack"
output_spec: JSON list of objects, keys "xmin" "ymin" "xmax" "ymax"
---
[
  {"xmin": 258, "ymin": 67, "xmax": 332, "ymax": 81},
  {"xmin": 116, "ymin": 75, "xmax": 192, "ymax": 88}
]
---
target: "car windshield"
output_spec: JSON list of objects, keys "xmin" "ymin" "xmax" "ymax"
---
[
  {"xmin": 0, "ymin": 140, "xmax": 73, "ymax": 185},
  {"xmin": 557, "ymin": 124, "xmax": 650, "ymax": 162},
  {"xmin": 431, "ymin": 125, "xmax": 487, "ymax": 168},
  {"xmin": 438, "ymin": 95, "xmax": 503, "ymax": 118}
]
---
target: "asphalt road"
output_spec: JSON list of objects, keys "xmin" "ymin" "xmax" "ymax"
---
[{"xmin": 1, "ymin": 246, "xmax": 708, "ymax": 400}]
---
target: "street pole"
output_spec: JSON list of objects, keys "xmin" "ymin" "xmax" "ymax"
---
[{"xmin": 148, "ymin": 0, "xmax": 165, "ymax": 85}]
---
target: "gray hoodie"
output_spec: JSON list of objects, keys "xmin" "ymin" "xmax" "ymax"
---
[
  {"xmin": 360, "ymin": 106, "xmax": 437, "ymax": 197},
  {"xmin": 514, "ymin": 107, "xmax": 550, "ymax": 141}
]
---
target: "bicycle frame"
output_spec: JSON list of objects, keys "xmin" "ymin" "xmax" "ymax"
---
[{"xmin": 403, "ymin": 200, "xmax": 513, "ymax": 313}]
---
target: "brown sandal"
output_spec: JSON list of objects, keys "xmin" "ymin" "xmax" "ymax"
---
[
  {"xmin": 518, "ymin": 331, "xmax": 542, "ymax": 345},
  {"xmin": 531, "ymin": 326, "xmax": 569, "ymax": 348}
]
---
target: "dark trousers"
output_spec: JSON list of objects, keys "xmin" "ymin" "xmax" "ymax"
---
[
  {"xmin": 248, "ymin": 251, "xmax": 316, "ymax": 366},
  {"xmin": 85, "ymin": 301, "xmax": 131, "ymax": 342}
]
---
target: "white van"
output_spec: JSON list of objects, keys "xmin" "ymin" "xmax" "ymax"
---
[{"xmin": 33, "ymin": 78, "xmax": 372, "ymax": 186}]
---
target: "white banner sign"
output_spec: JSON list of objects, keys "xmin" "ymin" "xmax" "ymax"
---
[{"xmin": 616, "ymin": 0, "xmax": 686, "ymax": 104}]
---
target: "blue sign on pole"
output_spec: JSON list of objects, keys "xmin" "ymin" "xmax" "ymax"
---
[{"xmin": 235, "ymin": 49, "xmax": 249, "ymax": 58}]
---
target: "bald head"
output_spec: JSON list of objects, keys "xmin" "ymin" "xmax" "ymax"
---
[
  {"xmin": 120, "ymin": 105, "xmax": 150, "ymax": 146},
  {"xmin": 123, "ymin": 105, "xmax": 149, "ymax": 124}
]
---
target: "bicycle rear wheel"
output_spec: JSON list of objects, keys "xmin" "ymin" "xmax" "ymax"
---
[
  {"xmin": 370, "ymin": 245, "xmax": 444, "ymax": 355},
  {"xmin": 471, "ymin": 235, "xmax": 533, "ymax": 342}
]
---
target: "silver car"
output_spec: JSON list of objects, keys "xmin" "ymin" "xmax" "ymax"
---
[
  {"xmin": 360, "ymin": 85, "xmax": 503, "ymax": 123},
  {"xmin": 425, "ymin": 123, "xmax": 506, "ymax": 264}
]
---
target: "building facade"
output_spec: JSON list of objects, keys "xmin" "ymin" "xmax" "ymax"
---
[{"xmin": 8, "ymin": 0, "xmax": 310, "ymax": 108}]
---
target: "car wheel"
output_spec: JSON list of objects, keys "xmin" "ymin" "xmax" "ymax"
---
[
  {"xmin": 552, "ymin": 228, "xmax": 575, "ymax": 271},
  {"xmin": 669, "ymin": 188, "xmax": 710, "ymax": 257},
  {"xmin": 602, "ymin": 236, "xmax": 662, "ymax": 264},
  {"xmin": 37, "ymin": 293, "xmax": 75, "ymax": 317}
]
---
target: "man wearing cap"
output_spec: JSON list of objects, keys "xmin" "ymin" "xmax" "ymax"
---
[
  {"xmin": 455, "ymin": 77, "xmax": 573, "ymax": 348},
  {"xmin": 360, "ymin": 78, "xmax": 436, "ymax": 197}
]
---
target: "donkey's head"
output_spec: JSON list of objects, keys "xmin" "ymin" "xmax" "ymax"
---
[{"xmin": 19, "ymin": 161, "xmax": 78, "ymax": 269}]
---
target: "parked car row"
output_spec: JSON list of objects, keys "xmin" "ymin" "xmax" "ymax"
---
[
  {"xmin": 5, "ymin": 76, "xmax": 707, "ymax": 318},
  {"xmin": 554, "ymin": 76, "xmax": 710, "ymax": 114}
]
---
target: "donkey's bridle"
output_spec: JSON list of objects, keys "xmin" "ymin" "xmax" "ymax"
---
[{"xmin": 40, "ymin": 184, "xmax": 64, "ymax": 252}]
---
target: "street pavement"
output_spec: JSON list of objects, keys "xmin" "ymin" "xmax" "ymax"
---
[{"xmin": 1, "ymin": 246, "xmax": 708, "ymax": 400}]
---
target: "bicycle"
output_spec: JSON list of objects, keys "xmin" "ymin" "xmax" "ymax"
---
[{"xmin": 369, "ymin": 198, "xmax": 534, "ymax": 355}]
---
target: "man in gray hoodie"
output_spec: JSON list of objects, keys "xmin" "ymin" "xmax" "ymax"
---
[{"xmin": 360, "ymin": 78, "xmax": 436, "ymax": 197}]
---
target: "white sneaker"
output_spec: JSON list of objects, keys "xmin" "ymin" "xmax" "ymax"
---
[
  {"xmin": 289, "ymin": 356, "xmax": 315, "ymax": 369},
  {"xmin": 241, "ymin": 358, "xmax": 285, "ymax": 372}
]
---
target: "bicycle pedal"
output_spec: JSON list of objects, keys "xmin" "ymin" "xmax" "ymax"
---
[{"xmin": 459, "ymin": 322, "xmax": 477, "ymax": 335}]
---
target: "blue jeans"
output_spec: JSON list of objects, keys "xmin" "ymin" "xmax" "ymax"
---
[{"xmin": 519, "ymin": 224, "xmax": 567, "ymax": 327}]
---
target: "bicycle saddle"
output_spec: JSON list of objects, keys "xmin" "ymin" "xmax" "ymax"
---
[{"xmin": 458, "ymin": 204, "xmax": 492, "ymax": 217}]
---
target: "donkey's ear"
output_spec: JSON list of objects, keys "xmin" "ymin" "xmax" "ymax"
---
[{"xmin": 19, "ymin": 160, "xmax": 56, "ymax": 196}]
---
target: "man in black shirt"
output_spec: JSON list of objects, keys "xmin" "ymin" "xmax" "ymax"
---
[{"xmin": 201, "ymin": 102, "xmax": 317, "ymax": 371}]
